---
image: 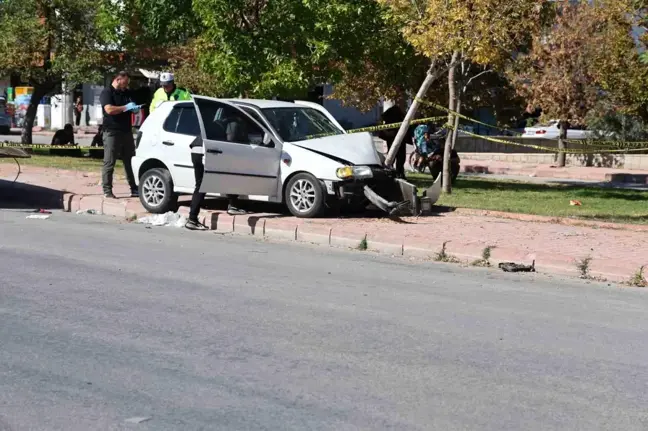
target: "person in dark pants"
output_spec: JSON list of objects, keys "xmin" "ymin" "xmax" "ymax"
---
[
  {"xmin": 185, "ymin": 136, "xmax": 208, "ymax": 230},
  {"xmin": 378, "ymin": 106, "xmax": 411, "ymax": 179},
  {"xmin": 100, "ymin": 71, "xmax": 140, "ymax": 199}
]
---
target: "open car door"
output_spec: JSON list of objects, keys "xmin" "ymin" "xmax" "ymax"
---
[{"xmin": 193, "ymin": 96, "xmax": 282, "ymax": 197}]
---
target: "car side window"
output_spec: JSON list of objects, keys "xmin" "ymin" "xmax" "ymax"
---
[
  {"xmin": 163, "ymin": 107, "xmax": 181, "ymax": 133},
  {"xmin": 195, "ymin": 99, "xmax": 264, "ymax": 145},
  {"xmin": 175, "ymin": 107, "xmax": 201, "ymax": 136}
]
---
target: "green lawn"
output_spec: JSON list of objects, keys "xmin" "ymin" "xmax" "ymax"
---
[
  {"xmin": 408, "ymin": 173, "xmax": 648, "ymax": 224},
  {"xmin": 13, "ymin": 150, "xmax": 123, "ymax": 172}
]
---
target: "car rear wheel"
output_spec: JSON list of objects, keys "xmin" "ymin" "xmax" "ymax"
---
[
  {"xmin": 0, "ymin": 126, "xmax": 10, "ymax": 135},
  {"xmin": 139, "ymin": 168, "xmax": 178, "ymax": 214},
  {"xmin": 285, "ymin": 173, "xmax": 325, "ymax": 218}
]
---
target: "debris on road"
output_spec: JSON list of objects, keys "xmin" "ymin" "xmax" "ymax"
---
[
  {"xmin": 136, "ymin": 211, "xmax": 187, "ymax": 228},
  {"xmin": 124, "ymin": 416, "xmax": 152, "ymax": 424},
  {"xmin": 26, "ymin": 214, "xmax": 51, "ymax": 220},
  {"xmin": 76, "ymin": 209, "xmax": 98, "ymax": 215},
  {"xmin": 35, "ymin": 209, "xmax": 52, "ymax": 214},
  {"xmin": 498, "ymin": 260, "xmax": 536, "ymax": 273}
]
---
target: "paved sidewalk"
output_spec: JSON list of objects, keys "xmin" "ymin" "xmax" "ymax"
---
[{"xmin": 2, "ymin": 163, "xmax": 647, "ymax": 283}]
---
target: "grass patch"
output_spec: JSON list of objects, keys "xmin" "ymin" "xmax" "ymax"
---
[
  {"xmin": 408, "ymin": 174, "xmax": 648, "ymax": 224},
  {"xmin": 6, "ymin": 150, "xmax": 122, "ymax": 172},
  {"xmin": 628, "ymin": 266, "xmax": 648, "ymax": 287},
  {"xmin": 357, "ymin": 235, "xmax": 368, "ymax": 251},
  {"xmin": 472, "ymin": 245, "xmax": 495, "ymax": 267},
  {"xmin": 434, "ymin": 241, "xmax": 460, "ymax": 263},
  {"xmin": 575, "ymin": 256, "xmax": 593, "ymax": 279}
]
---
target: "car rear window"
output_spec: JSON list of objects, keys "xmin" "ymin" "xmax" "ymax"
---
[
  {"xmin": 163, "ymin": 106, "xmax": 201, "ymax": 137},
  {"xmin": 176, "ymin": 107, "xmax": 201, "ymax": 136}
]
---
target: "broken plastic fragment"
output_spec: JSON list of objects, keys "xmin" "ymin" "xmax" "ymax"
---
[
  {"xmin": 124, "ymin": 416, "xmax": 152, "ymax": 424},
  {"xmin": 136, "ymin": 211, "xmax": 187, "ymax": 228},
  {"xmin": 498, "ymin": 260, "xmax": 536, "ymax": 273},
  {"xmin": 26, "ymin": 214, "xmax": 51, "ymax": 220},
  {"xmin": 76, "ymin": 209, "xmax": 98, "ymax": 215}
]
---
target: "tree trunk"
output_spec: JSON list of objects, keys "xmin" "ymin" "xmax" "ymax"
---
[
  {"xmin": 20, "ymin": 84, "xmax": 48, "ymax": 145},
  {"xmin": 451, "ymin": 95, "xmax": 462, "ymax": 149},
  {"xmin": 557, "ymin": 120, "xmax": 567, "ymax": 167},
  {"xmin": 442, "ymin": 51, "xmax": 460, "ymax": 194},
  {"xmin": 384, "ymin": 65, "xmax": 440, "ymax": 167}
]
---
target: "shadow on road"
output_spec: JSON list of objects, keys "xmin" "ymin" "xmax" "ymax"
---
[{"xmin": 0, "ymin": 179, "xmax": 66, "ymax": 210}]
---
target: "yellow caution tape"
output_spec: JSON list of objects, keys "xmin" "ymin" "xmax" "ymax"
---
[
  {"xmin": 306, "ymin": 116, "xmax": 447, "ymax": 139},
  {"xmin": 0, "ymin": 142, "xmax": 103, "ymax": 151},
  {"xmin": 417, "ymin": 98, "xmax": 648, "ymax": 152},
  {"xmin": 457, "ymin": 129, "xmax": 648, "ymax": 154},
  {"xmin": 415, "ymin": 98, "xmax": 524, "ymax": 137}
]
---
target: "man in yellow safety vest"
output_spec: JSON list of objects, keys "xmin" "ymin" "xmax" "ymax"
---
[{"xmin": 150, "ymin": 72, "xmax": 191, "ymax": 112}]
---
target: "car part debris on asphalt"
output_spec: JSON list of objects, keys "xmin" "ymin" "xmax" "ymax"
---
[
  {"xmin": 136, "ymin": 211, "xmax": 187, "ymax": 228},
  {"xmin": 124, "ymin": 416, "xmax": 152, "ymax": 424},
  {"xmin": 76, "ymin": 209, "xmax": 98, "ymax": 215},
  {"xmin": 498, "ymin": 261, "xmax": 536, "ymax": 273},
  {"xmin": 26, "ymin": 214, "xmax": 51, "ymax": 220}
]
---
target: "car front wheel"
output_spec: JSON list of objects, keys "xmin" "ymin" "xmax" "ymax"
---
[
  {"xmin": 139, "ymin": 168, "xmax": 178, "ymax": 214},
  {"xmin": 285, "ymin": 173, "xmax": 325, "ymax": 218}
]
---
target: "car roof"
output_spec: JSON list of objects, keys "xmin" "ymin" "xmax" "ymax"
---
[{"xmin": 166, "ymin": 97, "xmax": 304, "ymax": 109}]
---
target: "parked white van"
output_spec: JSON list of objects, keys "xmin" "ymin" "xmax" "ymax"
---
[{"xmin": 132, "ymin": 97, "xmax": 438, "ymax": 217}]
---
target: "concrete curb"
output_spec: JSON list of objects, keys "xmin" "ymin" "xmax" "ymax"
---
[{"xmin": 61, "ymin": 192, "xmax": 643, "ymax": 284}]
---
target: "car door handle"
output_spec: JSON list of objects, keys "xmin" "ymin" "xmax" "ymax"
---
[
  {"xmin": 162, "ymin": 141, "xmax": 175, "ymax": 146},
  {"xmin": 207, "ymin": 149, "xmax": 223, "ymax": 154}
]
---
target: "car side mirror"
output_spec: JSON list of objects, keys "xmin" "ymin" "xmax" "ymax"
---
[{"xmin": 263, "ymin": 132, "xmax": 274, "ymax": 148}]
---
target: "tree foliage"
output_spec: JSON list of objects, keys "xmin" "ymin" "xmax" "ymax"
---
[
  {"xmin": 379, "ymin": 0, "xmax": 547, "ymax": 67},
  {"xmin": 508, "ymin": 0, "xmax": 648, "ymax": 165},
  {"xmin": 0, "ymin": 0, "xmax": 107, "ymax": 143},
  {"xmin": 189, "ymin": 0, "xmax": 406, "ymax": 98}
]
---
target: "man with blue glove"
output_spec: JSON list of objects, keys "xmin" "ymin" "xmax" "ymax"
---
[{"xmin": 100, "ymin": 71, "xmax": 140, "ymax": 199}]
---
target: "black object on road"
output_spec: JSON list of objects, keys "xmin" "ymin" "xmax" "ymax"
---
[{"xmin": 499, "ymin": 261, "xmax": 536, "ymax": 273}]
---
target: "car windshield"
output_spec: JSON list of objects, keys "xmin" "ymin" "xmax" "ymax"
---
[{"xmin": 261, "ymin": 107, "xmax": 343, "ymax": 142}]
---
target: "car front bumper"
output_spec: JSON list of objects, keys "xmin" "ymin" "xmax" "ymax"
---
[{"xmin": 324, "ymin": 167, "xmax": 441, "ymax": 216}]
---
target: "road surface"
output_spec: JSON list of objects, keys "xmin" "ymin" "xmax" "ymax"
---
[{"xmin": 1, "ymin": 209, "xmax": 648, "ymax": 430}]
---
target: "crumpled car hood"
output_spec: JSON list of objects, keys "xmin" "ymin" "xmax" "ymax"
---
[{"xmin": 292, "ymin": 132, "xmax": 382, "ymax": 165}]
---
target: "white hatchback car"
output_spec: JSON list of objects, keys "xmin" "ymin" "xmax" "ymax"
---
[
  {"xmin": 523, "ymin": 120, "xmax": 593, "ymax": 140},
  {"xmin": 132, "ymin": 97, "xmax": 429, "ymax": 218}
]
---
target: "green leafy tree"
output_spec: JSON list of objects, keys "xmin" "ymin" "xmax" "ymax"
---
[
  {"xmin": 0, "ymin": 0, "xmax": 107, "ymax": 144},
  {"xmin": 379, "ymin": 0, "xmax": 547, "ymax": 192},
  {"xmin": 509, "ymin": 0, "xmax": 648, "ymax": 167},
  {"xmin": 189, "ymin": 0, "xmax": 406, "ymax": 98}
]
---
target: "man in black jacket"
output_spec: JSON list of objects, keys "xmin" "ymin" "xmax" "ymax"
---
[{"xmin": 378, "ymin": 106, "xmax": 411, "ymax": 178}]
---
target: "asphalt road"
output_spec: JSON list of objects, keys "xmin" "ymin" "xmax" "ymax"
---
[{"xmin": 2, "ymin": 209, "xmax": 648, "ymax": 431}]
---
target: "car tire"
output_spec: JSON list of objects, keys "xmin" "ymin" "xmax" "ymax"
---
[
  {"xmin": 0, "ymin": 126, "xmax": 10, "ymax": 135},
  {"xmin": 284, "ymin": 173, "xmax": 325, "ymax": 218},
  {"xmin": 138, "ymin": 168, "xmax": 178, "ymax": 214}
]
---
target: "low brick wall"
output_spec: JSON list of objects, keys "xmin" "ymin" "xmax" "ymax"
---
[{"xmin": 455, "ymin": 136, "xmax": 648, "ymax": 170}]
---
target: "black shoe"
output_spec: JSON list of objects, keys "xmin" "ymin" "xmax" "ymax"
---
[
  {"xmin": 185, "ymin": 220, "xmax": 209, "ymax": 231},
  {"xmin": 104, "ymin": 192, "xmax": 117, "ymax": 199},
  {"xmin": 227, "ymin": 205, "xmax": 248, "ymax": 216},
  {"xmin": 130, "ymin": 190, "xmax": 139, "ymax": 198}
]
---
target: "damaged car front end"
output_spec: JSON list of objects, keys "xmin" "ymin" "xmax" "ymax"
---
[{"xmin": 324, "ymin": 163, "xmax": 442, "ymax": 216}]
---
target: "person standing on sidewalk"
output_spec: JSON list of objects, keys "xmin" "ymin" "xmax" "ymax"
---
[
  {"xmin": 185, "ymin": 135, "xmax": 208, "ymax": 230},
  {"xmin": 100, "ymin": 71, "xmax": 140, "ymax": 199},
  {"xmin": 74, "ymin": 96, "xmax": 83, "ymax": 127}
]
